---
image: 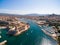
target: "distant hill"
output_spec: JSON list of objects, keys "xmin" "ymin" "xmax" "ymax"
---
[
  {"xmin": 47, "ymin": 14, "xmax": 60, "ymax": 16},
  {"xmin": 0, "ymin": 13, "xmax": 60, "ymax": 20},
  {"xmin": 0, "ymin": 13, "xmax": 21, "ymax": 16},
  {"xmin": 24, "ymin": 13, "xmax": 50, "ymax": 16},
  {"xmin": 0, "ymin": 13, "xmax": 60, "ymax": 16}
]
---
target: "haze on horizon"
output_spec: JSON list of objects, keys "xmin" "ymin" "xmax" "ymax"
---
[{"xmin": 0, "ymin": 0, "xmax": 60, "ymax": 15}]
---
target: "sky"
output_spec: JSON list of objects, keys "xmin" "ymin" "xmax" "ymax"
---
[{"xmin": 0, "ymin": 0, "xmax": 60, "ymax": 14}]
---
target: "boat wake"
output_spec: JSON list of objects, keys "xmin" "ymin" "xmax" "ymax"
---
[{"xmin": 41, "ymin": 38, "xmax": 54, "ymax": 45}]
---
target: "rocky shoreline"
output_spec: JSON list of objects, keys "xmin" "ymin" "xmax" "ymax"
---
[
  {"xmin": 0, "ymin": 17, "xmax": 30, "ymax": 45},
  {"xmin": 34, "ymin": 20, "xmax": 58, "ymax": 40},
  {"xmin": 0, "ymin": 26, "xmax": 7, "ymax": 29},
  {"xmin": 0, "ymin": 17, "xmax": 30, "ymax": 36},
  {"xmin": 14, "ymin": 25, "xmax": 30, "ymax": 36},
  {"xmin": 41, "ymin": 28, "xmax": 57, "ymax": 40}
]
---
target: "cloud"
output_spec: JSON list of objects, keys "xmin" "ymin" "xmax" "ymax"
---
[
  {"xmin": 0, "ymin": 9, "xmax": 32, "ymax": 14},
  {"xmin": 0, "ymin": 9, "xmax": 60, "ymax": 14}
]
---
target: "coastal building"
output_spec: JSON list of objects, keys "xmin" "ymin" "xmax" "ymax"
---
[
  {"xmin": 0, "ymin": 16, "xmax": 30, "ymax": 36},
  {"xmin": 36, "ymin": 20, "xmax": 49, "ymax": 26},
  {"xmin": 36, "ymin": 20, "xmax": 46, "ymax": 24}
]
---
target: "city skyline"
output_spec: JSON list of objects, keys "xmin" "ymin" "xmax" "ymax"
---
[{"xmin": 0, "ymin": 0, "xmax": 60, "ymax": 15}]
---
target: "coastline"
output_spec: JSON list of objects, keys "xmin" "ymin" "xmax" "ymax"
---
[
  {"xmin": 0, "ymin": 26, "xmax": 7, "ymax": 29},
  {"xmin": 14, "ymin": 25, "xmax": 30, "ymax": 36},
  {"xmin": 0, "ymin": 17, "xmax": 30, "ymax": 36},
  {"xmin": 0, "ymin": 19, "xmax": 58, "ymax": 45},
  {"xmin": 0, "ymin": 40, "xmax": 7, "ymax": 45},
  {"xmin": 7, "ymin": 23, "xmax": 30, "ymax": 36},
  {"xmin": 34, "ymin": 20, "xmax": 58, "ymax": 41},
  {"xmin": 41, "ymin": 29, "xmax": 57, "ymax": 40}
]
